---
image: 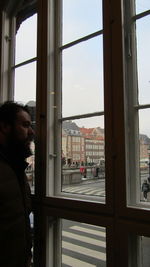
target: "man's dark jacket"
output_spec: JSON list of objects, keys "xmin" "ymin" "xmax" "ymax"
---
[{"xmin": 0, "ymin": 147, "xmax": 32, "ymax": 267}]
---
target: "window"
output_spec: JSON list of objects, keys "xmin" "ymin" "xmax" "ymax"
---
[
  {"xmin": 1, "ymin": 0, "xmax": 150, "ymax": 266},
  {"xmin": 124, "ymin": 0, "xmax": 150, "ymax": 206},
  {"xmin": 48, "ymin": 0, "xmax": 106, "ymax": 201},
  {"xmin": 48, "ymin": 219, "xmax": 106, "ymax": 266},
  {"xmin": 14, "ymin": 13, "xmax": 37, "ymax": 192}
]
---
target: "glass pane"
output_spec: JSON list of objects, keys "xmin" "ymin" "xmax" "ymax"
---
[
  {"xmin": 14, "ymin": 62, "xmax": 36, "ymax": 104},
  {"xmin": 62, "ymin": 117, "xmax": 105, "ymax": 201},
  {"xmin": 136, "ymin": 16, "xmax": 150, "ymax": 105},
  {"xmin": 29, "ymin": 212, "xmax": 34, "ymax": 265},
  {"xmin": 139, "ymin": 109, "xmax": 150, "ymax": 202},
  {"xmin": 129, "ymin": 234, "xmax": 150, "ymax": 267},
  {"xmin": 26, "ymin": 140, "xmax": 35, "ymax": 193},
  {"xmin": 61, "ymin": 219, "xmax": 106, "ymax": 266},
  {"xmin": 15, "ymin": 14, "xmax": 37, "ymax": 65},
  {"xmin": 14, "ymin": 62, "xmax": 36, "ymax": 194},
  {"xmin": 140, "ymin": 236, "xmax": 150, "ymax": 267},
  {"xmin": 63, "ymin": 0, "xmax": 103, "ymax": 45},
  {"xmin": 62, "ymin": 36, "xmax": 104, "ymax": 117},
  {"xmin": 136, "ymin": 0, "xmax": 150, "ymax": 14}
]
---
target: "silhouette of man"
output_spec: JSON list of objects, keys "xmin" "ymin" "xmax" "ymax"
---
[{"xmin": 0, "ymin": 101, "xmax": 34, "ymax": 267}]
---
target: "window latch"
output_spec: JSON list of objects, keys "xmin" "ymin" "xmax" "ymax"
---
[
  {"xmin": 127, "ymin": 33, "xmax": 132, "ymax": 58},
  {"xmin": 5, "ymin": 35, "xmax": 11, "ymax": 42},
  {"xmin": 49, "ymin": 153, "xmax": 57, "ymax": 158}
]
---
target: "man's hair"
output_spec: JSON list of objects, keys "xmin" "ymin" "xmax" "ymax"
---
[{"xmin": 0, "ymin": 101, "xmax": 30, "ymax": 125}]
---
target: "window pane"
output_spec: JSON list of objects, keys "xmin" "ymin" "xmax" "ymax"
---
[
  {"xmin": 62, "ymin": 117, "xmax": 105, "ymax": 201},
  {"xmin": 129, "ymin": 234, "xmax": 150, "ymax": 267},
  {"xmin": 139, "ymin": 109, "xmax": 150, "ymax": 203},
  {"xmin": 26, "ymin": 140, "xmax": 35, "ymax": 194},
  {"xmin": 140, "ymin": 236, "xmax": 150, "ymax": 267},
  {"xmin": 136, "ymin": 16, "xmax": 150, "ymax": 105},
  {"xmin": 14, "ymin": 62, "xmax": 36, "ymax": 103},
  {"xmin": 15, "ymin": 14, "xmax": 37, "ymax": 65},
  {"xmin": 29, "ymin": 212, "xmax": 34, "ymax": 265},
  {"xmin": 136, "ymin": 0, "xmax": 150, "ymax": 14},
  {"xmin": 63, "ymin": 0, "xmax": 103, "ymax": 45},
  {"xmin": 62, "ymin": 36, "xmax": 104, "ymax": 117},
  {"xmin": 61, "ymin": 219, "xmax": 106, "ymax": 266},
  {"xmin": 14, "ymin": 62, "xmax": 36, "ymax": 193}
]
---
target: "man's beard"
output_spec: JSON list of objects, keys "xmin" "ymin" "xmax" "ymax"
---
[{"xmin": 8, "ymin": 135, "xmax": 33, "ymax": 160}]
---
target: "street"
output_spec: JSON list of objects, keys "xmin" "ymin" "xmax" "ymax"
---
[
  {"xmin": 62, "ymin": 178, "xmax": 105, "ymax": 200},
  {"xmin": 62, "ymin": 171, "xmax": 150, "ymax": 203},
  {"xmin": 61, "ymin": 220, "xmax": 106, "ymax": 267},
  {"xmin": 61, "ymin": 220, "xmax": 150, "ymax": 267}
]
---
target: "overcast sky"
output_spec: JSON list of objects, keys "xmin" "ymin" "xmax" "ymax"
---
[{"xmin": 14, "ymin": 1, "xmax": 150, "ymax": 135}]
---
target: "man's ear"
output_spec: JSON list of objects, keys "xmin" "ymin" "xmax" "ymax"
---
[{"xmin": 0, "ymin": 122, "xmax": 11, "ymax": 135}]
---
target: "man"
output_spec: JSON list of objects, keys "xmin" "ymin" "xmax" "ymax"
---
[
  {"xmin": 0, "ymin": 101, "xmax": 34, "ymax": 267},
  {"xmin": 142, "ymin": 179, "xmax": 149, "ymax": 201}
]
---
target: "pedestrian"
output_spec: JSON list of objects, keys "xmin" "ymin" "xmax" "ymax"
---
[
  {"xmin": 0, "ymin": 101, "xmax": 34, "ymax": 267},
  {"xmin": 96, "ymin": 166, "xmax": 99, "ymax": 178},
  {"xmin": 80, "ymin": 165, "xmax": 84, "ymax": 177},
  {"xmin": 142, "ymin": 179, "xmax": 149, "ymax": 201}
]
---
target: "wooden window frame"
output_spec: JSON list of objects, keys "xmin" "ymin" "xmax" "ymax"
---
[{"xmin": 1, "ymin": 0, "xmax": 150, "ymax": 266}]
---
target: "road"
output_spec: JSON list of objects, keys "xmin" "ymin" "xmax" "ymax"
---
[
  {"xmin": 61, "ymin": 220, "xmax": 150, "ymax": 267},
  {"xmin": 62, "ymin": 220, "xmax": 106, "ymax": 267},
  {"xmin": 62, "ymin": 172, "xmax": 150, "ymax": 203},
  {"xmin": 62, "ymin": 179, "xmax": 105, "ymax": 200}
]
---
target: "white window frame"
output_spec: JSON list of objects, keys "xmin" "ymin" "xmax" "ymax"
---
[
  {"xmin": 124, "ymin": 0, "xmax": 150, "ymax": 207},
  {"xmin": 49, "ymin": 0, "xmax": 106, "ymax": 202},
  {"xmin": 0, "ymin": 12, "xmax": 15, "ymax": 101}
]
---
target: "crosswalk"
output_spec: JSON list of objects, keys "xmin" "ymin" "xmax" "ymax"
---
[
  {"xmin": 62, "ymin": 222, "xmax": 106, "ymax": 267},
  {"xmin": 62, "ymin": 185, "xmax": 105, "ymax": 197}
]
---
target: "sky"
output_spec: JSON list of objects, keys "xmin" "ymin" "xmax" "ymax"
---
[
  {"xmin": 136, "ymin": 0, "xmax": 150, "ymax": 13},
  {"xmin": 14, "ymin": 0, "xmax": 150, "ymax": 135},
  {"xmin": 62, "ymin": 0, "xmax": 103, "ymax": 125},
  {"xmin": 15, "ymin": 14, "xmax": 37, "ymax": 104},
  {"xmin": 136, "ymin": 0, "xmax": 150, "ymax": 136}
]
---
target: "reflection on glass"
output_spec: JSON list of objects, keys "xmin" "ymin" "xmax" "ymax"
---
[
  {"xmin": 62, "ymin": 36, "xmax": 104, "ymax": 117},
  {"xmin": 139, "ymin": 109, "xmax": 150, "ymax": 202},
  {"xmin": 61, "ymin": 117, "xmax": 105, "ymax": 201},
  {"xmin": 136, "ymin": 0, "xmax": 150, "ymax": 14},
  {"xmin": 136, "ymin": 16, "xmax": 150, "ymax": 105},
  {"xmin": 61, "ymin": 219, "xmax": 106, "ymax": 266},
  {"xmin": 63, "ymin": 0, "xmax": 103, "ymax": 44},
  {"xmin": 15, "ymin": 14, "xmax": 37, "ymax": 64}
]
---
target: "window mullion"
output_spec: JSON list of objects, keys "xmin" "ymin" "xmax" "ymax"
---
[
  {"xmin": 54, "ymin": 0, "xmax": 62, "ymax": 196},
  {"xmin": 124, "ymin": 0, "xmax": 140, "ymax": 206},
  {"xmin": 0, "ymin": 12, "xmax": 15, "ymax": 101}
]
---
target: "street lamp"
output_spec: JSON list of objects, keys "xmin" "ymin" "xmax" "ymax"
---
[{"xmin": 147, "ymin": 146, "xmax": 150, "ymax": 183}]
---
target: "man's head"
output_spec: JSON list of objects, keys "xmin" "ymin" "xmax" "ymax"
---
[{"xmin": 0, "ymin": 101, "xmax": 34, "ymax": 159}]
